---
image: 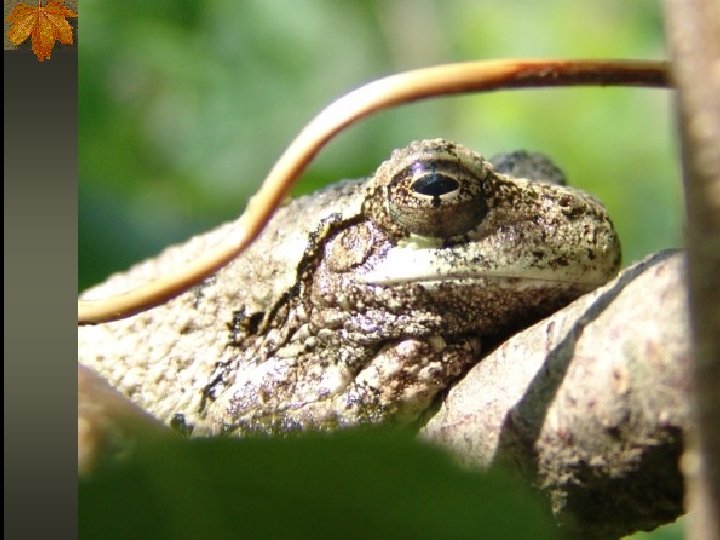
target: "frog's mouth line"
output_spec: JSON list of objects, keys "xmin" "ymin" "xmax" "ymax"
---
[
  {"xmin": 355, "ymin": 241, "xmax": 618, "ymax": 289},
  {"xmin": 357, "ymin": 252, "xmax": 615, "ymax": 288},
  {"xmin": 359, "ymin": 272, "xmax": 611, "ymax": 288}
]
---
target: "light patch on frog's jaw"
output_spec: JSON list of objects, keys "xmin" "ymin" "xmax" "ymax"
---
[
  {"xmin": 398, "ymin": 234, "xmax": 444, "ymax": 249},
  {"xmin": 359, "ymin": 242, "xmax": 616, "ymax": 288}
]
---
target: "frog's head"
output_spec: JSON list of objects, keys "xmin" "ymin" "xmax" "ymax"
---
[{"xmin": 311, "ymin": 139, "xmax": 621, "ymax": 343}]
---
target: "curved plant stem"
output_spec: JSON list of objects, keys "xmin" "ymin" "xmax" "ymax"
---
[{"xmin": 78, "ymin": 58, "xmax": 670, "ymax": 325}]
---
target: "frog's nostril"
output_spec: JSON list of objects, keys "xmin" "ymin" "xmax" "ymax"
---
[{"xmin": 411, "ymin": 174, "xmax": 459, "ymax": 197}]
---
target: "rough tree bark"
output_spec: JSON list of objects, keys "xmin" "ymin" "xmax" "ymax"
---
[
  {"xmin": 665, "ymin": 1, "xmax": 720, "ymax": 539},
  {"xmin": 421, "ymin": 251, "xmax": 689, "ymax": 539}
]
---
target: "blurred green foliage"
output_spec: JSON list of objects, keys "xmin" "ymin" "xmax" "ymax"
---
[
  {"xmin": 79, "ymin": 1, "xmax": 685, "ymax": 538},
  {"xmin": 79, "ymin": 0, "xmax": 681, "ymax": 290},
  {"xmin": 80, "ymin": 429, "xmax": 560, "ymax": 540}
]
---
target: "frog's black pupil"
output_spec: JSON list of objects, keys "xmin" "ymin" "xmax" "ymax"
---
[{"xmin": 411, "ymin": 174, "xmax": 459, "ymax": 196}]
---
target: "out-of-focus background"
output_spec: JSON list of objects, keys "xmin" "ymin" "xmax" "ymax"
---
[
  {"xmin": 79, "ymin": 2, "xmax": 684, "ymax": 537},
  {"xmin": 79, "ymin": 0, "xmax": 681, "ymax": 291}
]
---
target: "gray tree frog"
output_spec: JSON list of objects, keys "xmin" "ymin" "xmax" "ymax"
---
[{"xmin": 78, "ymin": 139, "xmax": 620, "ymax": 436}]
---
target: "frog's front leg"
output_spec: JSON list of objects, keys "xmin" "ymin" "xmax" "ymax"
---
[
  {"xmin": 199, "ymin": 335, "xmax": 481, "ymax": 436},
  {"xmin": 336, "ymin": 335, "xmax": 482, "ymax": 426}
]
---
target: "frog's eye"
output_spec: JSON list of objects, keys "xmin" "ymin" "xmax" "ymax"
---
[{"xmin": 386, "ymin": 157, "xmax": 489, "ymax": 237}]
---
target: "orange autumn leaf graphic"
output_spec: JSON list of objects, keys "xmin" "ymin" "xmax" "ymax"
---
[{"xmin": 6, "ymin": 1, "xmax": 78, "ymax": 62}]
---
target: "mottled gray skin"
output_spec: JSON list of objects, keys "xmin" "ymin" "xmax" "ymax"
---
[{"xmin": 78, "ymin": 139, "xmax": 620, "ymax": 436}]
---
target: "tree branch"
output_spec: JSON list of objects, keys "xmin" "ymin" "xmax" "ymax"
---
[
  {"xmin": 665, "ymin": 1, "xmax": 720, "ymax": 539},
  {"xmin": 421, "ymin": 251, "xmax": 690, "ymax": 539}
]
